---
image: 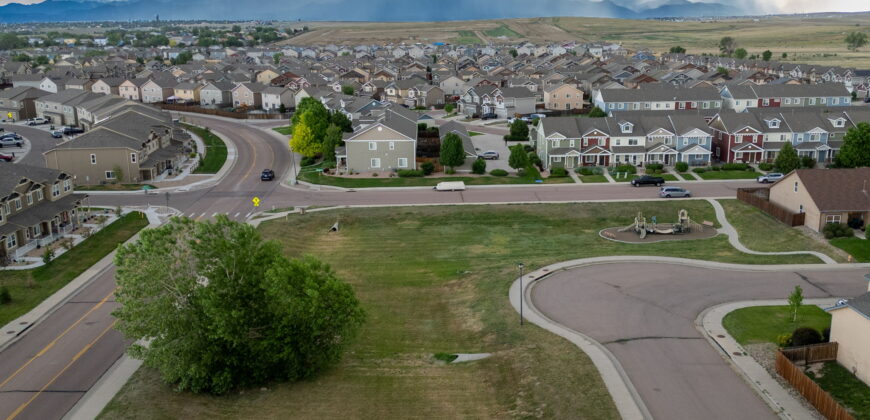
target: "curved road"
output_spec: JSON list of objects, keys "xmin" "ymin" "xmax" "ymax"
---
[
  {"xmin": 531, "ymin": 262, "xmax": 869, "ymax": 420},
  {"xmin": 0, "ymin": 115, "xmax": 762, "ymax": 420}
]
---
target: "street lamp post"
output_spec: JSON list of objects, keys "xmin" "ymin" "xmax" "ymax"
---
[{"xmin": 518, "ymin": 262, "xmax": 525, "ymax": 325}]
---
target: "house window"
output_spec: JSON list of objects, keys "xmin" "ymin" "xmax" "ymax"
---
[
  {"xmin": 6, "ymin": 235, "xmax": 16, "ymax": 249},
  {"xmin": 105, "ymin": 171, "xmax": 116, "ymax": 180},
  {"xmin": 14, "ymin": 199, "xmax": 22, "ymax": 210},
  {"xmin": 825, "ymin": 214, "xmax": 842, "ymax": 224},
  {"xmin": 389, "ymin": 141, "xmax": 395, "ymax": 150},
  {"xmin": 585, "ymin": 155, "xmax": 595, "ymax": 163},
  {"xmin": 569, "ymin": 140, "xmax": 575, "ymax": 147},
  {"xmin": 799, "ymin": 204, "xmax": 804, "ymax": 213},
  {"xmin": 398, "ymin": 158, "xmax": 408, "ymax": 168},
  {"xmin": 553, "ymin": 156, "xmax": 561, "ymax": 162},
  {"xmin": 26, "ymin": 193, "xmax": 33, "ymax": 205},
  {"xmin": 762, "ymin": 98, "xmax": 770, "ymax": 106},
  {"xmin": 52, "ymin": 184, "xmax": 60, "ymax": 197},
  {"xmin": 36, "ymin": 189, "xmax": 43, "ymax": 201},
  {"xmin": 63, "ymin": 179, "xmax": 71, "ymax": 192},
  {"xmin": 368, "ymin": 142, "xmax": 377, "ymax": 151},
  {"xmin": 794, "ymin": 182, "xmax": 798, "ymax": 193},
  {"xmin": 370, "ymin": 158, "xmax": 381, "ymax": 168},
  {"xmin": 615, "ymin": 139, "xmax": 621, "ymax": 146},
  {"xmin": 131, "ymin": 153, "xmax": 137, "ymax": 163},
  {"xmin": 90, "ymin": 154, "xmax": 96, "ymax": 164}
]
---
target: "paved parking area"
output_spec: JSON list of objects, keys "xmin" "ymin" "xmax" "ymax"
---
[{"xmin": 0, "ymin": 122, "xmax": 64, "ymax": 166}]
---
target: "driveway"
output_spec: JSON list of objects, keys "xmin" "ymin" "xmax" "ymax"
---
[{"xmin": 530, "ymin": 262, "xmax": 868, "ymax": 420}]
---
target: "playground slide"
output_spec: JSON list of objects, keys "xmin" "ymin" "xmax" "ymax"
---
[{"xmin": 653, "ymin": 228, "xmax": 674, "ymax": 234}]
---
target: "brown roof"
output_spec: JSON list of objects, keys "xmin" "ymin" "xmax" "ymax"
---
[{"xmin": 793, "ymin": 168, "xmax": 870, "ymax": 212}]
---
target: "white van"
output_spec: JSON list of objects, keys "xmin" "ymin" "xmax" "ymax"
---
[{"xmin": 434, "ymin": 181, "xmax": 466, "ymax": 191}]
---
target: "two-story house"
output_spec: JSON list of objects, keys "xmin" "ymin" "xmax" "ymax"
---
[
  {"xmin": 337, "ymin": 106, "xmax": 418, "ymax": 173},
  {"xmin": 0, "ymin": 86, "xmax": 49, "ymax": 121}
]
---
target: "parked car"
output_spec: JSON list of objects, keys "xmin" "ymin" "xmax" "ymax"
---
[
  {"xmin": 0, "ymin": 136, "xmax": 22, "ymax": 148},
  {"xmin": 756, "ymin": 172, "xmax": 784, "ymax": 183},
  {"xmin": 260, "ymin": 169, "xmax": 275, "ymax": 181},
  {"xmin": 480, "ymin": 113, "xmax": 497, "ymax": 120},
  {"xmin": 62, "ymin": 126, "xmax": 84, "ymax": 135},
  {"xmin": 478, "ymin": 150, "xmax": 499, "ymax": 160},
  {"xmin": 660, "ymin": 186, "xmax": 691, "ymax": 198},
  {"xmin": 0, "ymin": 153, "xmax": 13, "ymax": 162},
  {"xmin": 25, "ymin": 117, "xmax": 49, "ymax": 126},
  {"xmin": 530, "ymin": 113, "xmax": 547, "ymax": 120},
  {"xmin": 631, "ymin": 175, "xmax": 665, "ymax": 187},
  {"xmin": 0, "ymin": 132, "xmax": 21, "ymax": 140},
  {"xmin": 434, "ymin": 181, "xmax": 466, "ymax": 191},
  {"xmin": 51, "ymin": 130, "xmax": 64, "ymax": 138}
]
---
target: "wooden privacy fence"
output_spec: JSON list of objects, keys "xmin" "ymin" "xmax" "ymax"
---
[
  {"xmin": 158, "ymin": 104, "xmax": 291, "ymax": 120},
  {"xmin": 775, "ymin": 343, "xmax": 855, "ymax": 420},
  {"xmin": 780, "ymin": 342, "xmax": 839, "ymax": 365},
  {"xmin": 737, "ymin": 188, "xmax": 806, "ymax": 226}
]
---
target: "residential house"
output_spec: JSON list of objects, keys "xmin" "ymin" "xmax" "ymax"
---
[
  {"xmin": 0, "ymin": 164, "xmax": 84, "ymax": 262},
  {"xmin": 199, "ymin": 81, "xmax": 234, "ymax": 107},
  {"xmin": 172, "ymin": 82, "xmax": 200, "ymax": 103},
  {"xmin": 720, "ymin": 83, "xmax": 852, "ymax": 112},
  {"xmin": 768, "ymin": 168, "xmax": 870, "ymax": 233},
  {"xmin": 35, "ymin": 89, "xmax": 100, "ymax": 126},
  {"xmin": 337, "ymin": 107, "xmax": 417, "ymax": 173},
  {"xmin": 232, "ymin": 82, "xmax": 267, "ymax": 108},
  {"xmin": 118, "ymin": 78, "xmax": 149, "ymax": 101},
  {"xmin": 140, "ymin": 76, "xmax": 178, "ymax": 103},
  {"xmin": 90, "ymin": 77, "xmax": 125, "ymax": 96},
  {"xmin": 261, "ymin": 86, "xmax": 294, "ymax": 112},
  {"xmin": 0, "ymin": 87, "xmax": 50, "ymax": 121},
  {"xmin": 543, "ymin": 83, "xmax": 585, "ymax": 111},
  {"xmin": 826, "ymin": 285, "xmax": 870, "ymax": 386}
]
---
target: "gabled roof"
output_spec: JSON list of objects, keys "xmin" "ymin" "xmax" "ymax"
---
[
  {"xmin": 827, "ymin": 292, "xmax": 870, "ymax": 319},
  {"xmin": 790, "ymin": 168, "xmax": 870, "ymax": 212}
]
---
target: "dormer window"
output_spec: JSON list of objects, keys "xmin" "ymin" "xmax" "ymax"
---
[
  {"xmin": 767, "ymin": 119, "xmax": 780, "ymax": 129},
  {"xmin": 829, "ymin": 118, "xmax": 845, "ymax": 128},
  {"xmin": 619, "ymin": 122, "xmax": 633, "ymax": 134}
]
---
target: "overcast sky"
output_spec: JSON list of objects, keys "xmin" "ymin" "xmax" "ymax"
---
[{"xmin": 0, "ymin": 0, "xmax": 867, "ymax": 14}]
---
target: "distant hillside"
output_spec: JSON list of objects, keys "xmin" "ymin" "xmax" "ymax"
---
[{"xmin": 0, "ymin": 0, "xmax": 753, "ymax": 23}]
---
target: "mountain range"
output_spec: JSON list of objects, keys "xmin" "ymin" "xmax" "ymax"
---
[{"xmin": 0, "ymin": 0, "xmax": 759, "ymax": 23}]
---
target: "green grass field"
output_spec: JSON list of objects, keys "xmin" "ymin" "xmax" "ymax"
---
[
  {"xmin": 722, "ymin": 305, "xmax": 831, "ymax": 345},
  {"xmin": 806, "ymin": 362, "xmax": 870, "ymax": 419},
  {"xmin": 272, "ymin": 126, "xmax": 293, "ymax": 136},
  {"xmin": 698, "ymin": 170, "xmax": 758, "ymax": 180},
  {"xmin": 183, "ymin": 123, "xmax": 228, "ymax": 174},
  {"xmin": 719, "ymin": 200, "xmax": 846, "ymax": 262},
  {"xmin": 98, "ymin": 202, "xmax": 820, "ymax": 420},
  {"xmin": 579, "ymin": 175, "xmax": 609, "ymax": 183},
  {"xmin": 0, "ymin": 212, "xmax": 148, "ymax": 327},
  {"xmin": 483, "ymin": 24, "xmax": 522, "ymax": 39},
  {"xmin": 829, "ymin": 237, "xmax": 870, "ymax": 262},
  {"xmin": 298, "ymin": 172, "xmax": 574, "ymax": 187},
  {"xmin": 453, "ymin": 30, "xmax": 482, "ymax": 45}
]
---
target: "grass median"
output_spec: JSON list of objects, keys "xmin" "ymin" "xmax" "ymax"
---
[
  {"xmin": 829, "ymin": 237, "xmax": 870, "ymax": 262},
  {"xmin": 272, "ymin": 126, "xmax": 292, "ymax": 136},
  {"xmin": 697, "ymin": 170, "xmax": 759, "ymax": 180},
  {"xmin": 723, "ymin": 305, "xmax": 831, "ymax": 345},
  {"xmin": 0, "ymin": 212, "xmax": 148, "ymax": 327},
  {"xmin": 719, "ymin": 199, "xmax": 847, "ymax": 262},
  {"xmin": 100, "ymin": 201, "xmax": 819, "ymax": 420},
  {"xmin": 298, "ymin": 171, "xmax": 574, "ymax": 187},
  {"xmin": 183, "ymin": 123, "xmax": 227, "ymax": 174},
  {"xmin": 76, "ymin": 184, "xmax": 157, "ymax": 192}
]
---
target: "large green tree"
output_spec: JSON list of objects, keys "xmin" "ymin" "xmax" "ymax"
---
[
  {"xmin": 762, "ymin": 50, "xmax": 772, "ymax": 61},
  {"xmin": 330, "ymin": 111, "xmax": 353, "ymax": 133},
  {"xmin": 733, "ymin": 48, "xmax": 748, "ymax": 60},
  {"xmin": 0, "ymin": 33, "xmax": 26, "ymax": 50},
  {"xmin": 834, "ymin": 122, "xmax": 870, "ymax": 168},
  {"xmin": 290, "ymin": 119, "xmax": 320, "ymax": 157},
  {"xmin": 439, "ymin": 133, "xmax": 465, "ymax": 169},
  {"xmin": 508, "ymin": 119, "xmax": 529, "ymax": 140},
  {"xmin": 322, "ymin": 124, "xmax": 342, "ymax": 163},
  {"xmin": 845, "ymin": 32, "xmax": 868, "ymax": 51},
  {"xmin": 669, "ymin": 46, "xmax": 686, "ymax": 54},
  {"xmin": 719, "ymin": 36, "xmax": 737, "ymax": 56},
  {"xmin": 774, "ymin": 142, "xmax": 800, "ymax": 174},
  {"xmin": 113, "ymin": 217, "xmax": 364, "ymax": 394},
  {"xmin": 508, "ymin": 144, "xmax": 529, "ymax": 170}
]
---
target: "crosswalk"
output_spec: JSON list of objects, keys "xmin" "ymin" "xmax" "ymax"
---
[{"xmin": 182, "ymin": 211, "xmax": 254, "ymax": 221}]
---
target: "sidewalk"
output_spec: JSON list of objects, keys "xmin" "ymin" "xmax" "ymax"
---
[{"xmin": 697, "ymin": 299, "xmax": 838, "ymax": 420}]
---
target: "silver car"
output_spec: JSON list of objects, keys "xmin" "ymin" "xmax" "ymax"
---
[
  {"xmin": 660, "ymin": 186, "xmax": 691, "ymax": 198},
  {"xmin": 757, "ymin": 172, "xmax": 784, "ymax": 183},
  {"xmin": 478, "ymin": 150, "xmax": 499, "ymax": 160}
]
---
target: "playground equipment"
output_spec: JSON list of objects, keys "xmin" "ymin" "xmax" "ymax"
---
[{"xmin": 617, "ymin": 209, "xmax": 702, "ymax": 239}]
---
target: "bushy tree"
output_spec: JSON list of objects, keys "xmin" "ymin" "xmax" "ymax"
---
[
  {"xmin": 719, "ymin": 36, "xmax": 736, "ymax": 56},
  {"xmin": 330, "ymin": 111, "xmax": 353, "ymax": 133},
  {"xmin": 791, "ymin": 327, "xmax": 822, "ymax": 347},
  {"xmin": 834, "ymin": 122, "xmax": 870, "ymax": 168},
  {"xmin": 508, "ymin": 144, "xmax": 529, "ymax": 170},
  {"xmin": 733, "ymin": 48, "xmax": 748, "ymax": 60},
  {"xmin": 290, "ymin": 120, "xmax": 319, "ymax": 157},
  {"xmin": 669, "ymin": 46, "xmax": 686, "ymax": 54},
  {"xmin": 762, "ymin": 50, "xmax": 772, "ymax": 61},
  {"xmin": 588, "ymin": 106, "xmax": 607, "ymax": 118},
  {"xmin": 439, "ymin": 133, "xmax": 465, "ymax": 169},
  {"xmin": 508, "ymin": 119, "xmax": 529, "ymax": 140},
  {"xmin": 321, "ymin": 124, "xmax": 342, "ymax": 163},
  {"xmin": 845, "ymin": 31, "xmax": 868, "ymax": 51},
  {"xmin": 341, "ymin": 85, "xmax": 355, "ymax": 95},
  {"xmin": 0, "ymin": 33, "xmax": 27, "ymax": 50},
  {"xmin": 774, "ymin": 142, "xmax": 800, "ymax": 174},
  {"xmin": 788, "ymin": 285, "xmax": 803, "ymax": 323},
  {"xmin": 472, "ymin": 157, "xmax": 486, "ymax": 174},
  {"xmin": 509, "ymin": 49, "xmax": 518, "ymax": 58},
  {"xmin": 113, "ymin": 217, "xmax": 364, "ymax": 394},
  {"xmin": 444, "ymin": 103, "xmax": 455, "ymax": 113}
]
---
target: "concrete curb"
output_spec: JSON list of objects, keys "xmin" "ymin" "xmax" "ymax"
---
[
  {"xmin": 63, "ymin": 354, "xmax": 143, "ymax": 420},
  {"xmin": 707, "ymin": 199, "xmax": 837, "ymax": 264},
  {"xmin": 696, "ymin": 299, "xmax": 839, "ymax": 420},
  {"xmin": 509, "ymin": 257, "xmax": 870, "ymax": 420}
]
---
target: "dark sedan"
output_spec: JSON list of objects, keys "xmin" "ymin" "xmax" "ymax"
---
[{"xmin": 260, "ymin": 169, "xmax": 275, "ymax": 181}]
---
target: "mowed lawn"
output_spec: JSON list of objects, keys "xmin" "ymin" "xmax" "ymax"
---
[
  {"xmin": 100, "ymin": 202, "xmax": 821, "ymax": 420},
  {"xmin": 697, "ymin": 170, "xmax": 759, "ymax": 180},
  {"xmin": 298, "ymin": 172, "xmax": 574, "ymax": 187},
  {"xmin": 719, "ymin": 199, "xmax": 847, "ymax": 263},
  {"xmin": 183, "ymin": 123, "xmax": 228, "ymax": 174},
  {"xmin": 723, "ymin": 305, "xmax": 832, "ymax": 345},
  {"xmin": 829, "ymin": 237, "xmax": 870, "ymax": 262},
  {"xmin": 272, "ymin": 126, "xmax": 292, "ymax": 136},
  {"xmin": 0, "ymin": 212, "xmax": 148, "ymax": 326}
]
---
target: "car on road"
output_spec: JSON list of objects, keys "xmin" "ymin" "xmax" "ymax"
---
[
  {"xmin": 480, "ymin": 113, "xmax": 498, "ymax": 120},
  {"xmin": 631, "ymin": 175, "xmax": 665, "ymax": 187},
  {"xmin": 25, "ymin": 117, "xmax": 50, "ymax": 126},
  {"xmin": 756, "ymin": 172, "xmax": 784, "ymax": 183},
  {"xmin": 660, "ymin": 186, "xmax": 691, "ymax": 198},
  {"xmin": 260, "ymin": 169, "xmax": 275, "ymax": 181},
  {"xmin": 478, "ymin": 150, "xmax": 499, "ymax": 160},
  {"xmin": 0, "ymin": 153, "xmax": 13, "ymax": 162}
]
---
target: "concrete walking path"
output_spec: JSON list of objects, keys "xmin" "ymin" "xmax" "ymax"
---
[
  {"xmin": 697, "ymin": 299, "xmax": 839, "ymax": 420},
  {"xmin": 568, "ymin": 169, "xmax": 582, "ymax": 183},
  {"xmin": 707, "ymin": 199, "xmax": 837, "ymax": 264}
]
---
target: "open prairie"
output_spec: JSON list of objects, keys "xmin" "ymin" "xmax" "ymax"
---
[{"xmin": 281, "ymin": 13, "xmax": 870, "ymax": 68}]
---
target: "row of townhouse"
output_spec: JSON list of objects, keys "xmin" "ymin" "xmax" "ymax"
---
[
  {"xmin": 0, "ymin": 164, "xmax": 85, "ymax": 263},
  {"xmin": 709, "ymin": 108, "xmax": 870, "ymax": 164},
  {"xmin": 593, "ymin": 83, "xmax": 852, "ymax": 114},
  {"xmin": 534, "ymin": 112, "xmax": 715, "ymax": 169}
]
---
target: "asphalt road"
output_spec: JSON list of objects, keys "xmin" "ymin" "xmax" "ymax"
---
[
  {"xmin": 0, "ymin": 115, "xmax": 760, "ymax": 420},
  {"xmin": 531, "ymin": 263, "xmax": 869, "ymax": 420}
]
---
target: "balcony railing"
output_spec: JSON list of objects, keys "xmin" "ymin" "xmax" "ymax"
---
[{"xmin": 14, "ymin": 240, "xmax": 38, "ymax": 259}]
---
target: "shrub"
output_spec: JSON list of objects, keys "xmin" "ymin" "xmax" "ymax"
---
[
  {"xmin": 301, "ymin": 156, "xmax": 317, "ymax": 166},
  {"xmin": 800, "ymin": 156, "xmax": 816, "ymax": 169},
  {"xmin": 371, "ymin": 172, "xmax": 378, "ymax": 177},
  {"xmin": 397, "ymin": 169, "xmax": 424, "ymax": 177},
  {"xmin": 490, "ymin": 169, "xmax": 508, "ymax": 176},
  {"xmin": 692, "ymin": 167, "xmax": 707, "ymax": 174},
  {"xmin": 613, "ymin": 165, "xmax": 636, "ymax": 174},
  {"xmin": 646, "ymin": 163, "xmax": 664, "ymax": 171},
  {"xmin": 776, "ymin": 333, "xmax": 792, "ymax": 348},
  {"xmin": 721, "ymin": 163, "xmax": 749, "ymax": 171},
  {"xmin": 42, "ymin": 248, "xmax": 55, "ymax": 265},
  {"xmin": 550, "ymin": 167, "xmax": 568, "ymax": 177},
  {"xmin": 791, "ymin": 327, "xmax": 822, "ymax": 347},
  {"xmin": 675, "ymin": 162, "xmax": 688, "ymax": 172},
  {"xmin": 822, "ymin": 222, "xmax": 852, "ymax": 239},
  {"xmin": 472, "ymin": 158, "xmax": 486, "ymax": 174},
  {"xmin": 710, "ymin": 165, "xmax": 722, "ymax": 171},
  {"xmin": 822, "ymin": 327, "xmax": 831, "ymax": 343},
  {"xmin": 758, "ymin": 162, "xmax": 774, "ymax": 171},
  {"xmin": 445, "ymin": 168, "xmax": 456, "ymax": 175},
  {"xmin": 578, "ymin": 167, "xmax": 593, "ymax": 176},
  {"xmin": 421, "ymin": 161, "xmax": 435, "ymax": 176},
  {"xmin": 0, "ymin": 286, "xmax": 10, "ymax": 305}
]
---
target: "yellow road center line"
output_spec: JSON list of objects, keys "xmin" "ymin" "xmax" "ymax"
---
[{"xmin": 5, "ymin": 320, "xmax": 118, "ymax": 420}]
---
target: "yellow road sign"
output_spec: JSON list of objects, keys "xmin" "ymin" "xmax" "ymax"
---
[
  {"xmin": 6, "ymin": 112, "xmax": 12, "ymax": 119},
  {"xmin": 252, "ymin": 197, "xmax": 260, "ymax": 207}
]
